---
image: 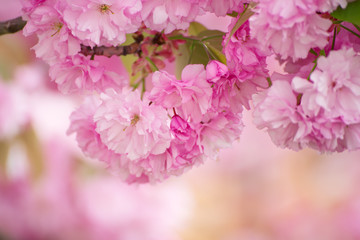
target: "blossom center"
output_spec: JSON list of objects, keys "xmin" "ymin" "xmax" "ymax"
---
[
  {"xmin": 130, "ymin": 114, "xmax": 140, "ymax": 126},
  {"xmin": 99, "ymin": 4, "xmax": 113, "ymax": 14},
  {"xmin": 51, "ymin": 22, "xmax": 63, "ymax": 37}
]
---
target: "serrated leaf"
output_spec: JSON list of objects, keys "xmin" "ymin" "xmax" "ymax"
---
[{"xmin": 331, "ymin": 0, "xmax": 360, "ymax": 25}]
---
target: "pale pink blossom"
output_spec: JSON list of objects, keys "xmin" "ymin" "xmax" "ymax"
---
[
  {"xmin": 22, "ymin": 2, "xmax": 80, "ymax": 63},
  {"xmin": 253, "ymin": 78, "xmax": 310, "ymax": 151},
  {"xmin": 316, "ymin": 0, "xmax": 355, "ymax": 12},
  {"xmin": 63, "ymin": 0, "xmax": 142, "ymax": 46},
  {"xmin": 67, "ymin": 96, "xmax": 150, "ymax": 183},
  {"xmin": 198, "ymin": 111, "xmax": 244, "ymax": 157},
  {"xmin": 292, "ymin": 48, "xmax": 360, "ymax": 124},
  {"xmin": 49, "ymin": 54, "xmax": 125, "ymax": 94},
  {"xmin": 141, "ymin": 0, "xmax": 204, "ymax": 33},
  {"xmin": 94, "ymin": 88, "xmax": 171, "ymax": 161},
  {"xmin": 250, "ymin": 0, "xmax": 332, "ymax": 61},
  {"xmin": 149, "ymin": 64, "xmax": 212, "ymax": 123},
  {"xmin": 201, "ymin": 0, "xmax": 244, "ymax": 16}
]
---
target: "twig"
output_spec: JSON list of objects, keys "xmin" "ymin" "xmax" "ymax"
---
[
  {"xmin": 0, "ymin": 17, "xmax": 27, "ymax": 36},
  {"xmin": 80, "ymin": 42, "xmax": 141, "ymax": 58}
]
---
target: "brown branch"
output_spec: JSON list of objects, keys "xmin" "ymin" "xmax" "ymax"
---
[
  {"xmin": 80, "ymin": 42, "xmax": 142, "ymax": 58},
  {"xmin": 0, "ymin": 17, "xmax": 27, "ymax": 36}
]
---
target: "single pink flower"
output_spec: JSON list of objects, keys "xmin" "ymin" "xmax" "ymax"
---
[{"xmin": 94, "ymin": 88, "xmax": 171, "ymax": 161}]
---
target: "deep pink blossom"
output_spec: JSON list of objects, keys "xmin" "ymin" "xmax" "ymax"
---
[
  {"xmin": 223, "ymin": 20, "xmax": 269, "ymax": 84},
  {"xmin": 168, "ymin": 115, "xmax": 204, "ymax": 175}
]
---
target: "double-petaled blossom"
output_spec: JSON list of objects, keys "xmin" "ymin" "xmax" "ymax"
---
[
  {"xmin": 63, "ymin": 0, "xmax": 142, "ymax": 46},
  {"xmin": 140, "ymin": 0, "xmax": 204, "ymax": 33},
  {"xmin": 254, "ymin": 47, "xmax": 360, "ymax": 153},
  {"xmin": 22, "ymin": 1, "xmax": 80, "ymax": 64},
  {"xmin": 250, "ymin": 0, "xmax": 332, "ymax": 61},
  {"xmin": 149, "ymin": 64, "xmax": 212, "ymax": 123},
  {"xmin": 49, "ymin": 55, "xmax": 125, "ymax": 94},
  {"xmin": 94, "ymin": 87, "xmax": 171, "ymax": 161}
]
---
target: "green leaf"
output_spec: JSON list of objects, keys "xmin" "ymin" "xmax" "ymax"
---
[
  {"xmin": 331, "ymin": 0, "xmax": 360, "ymax": 25},
  {"xmin": 188, "ymin": 22, "xmax": 207, "ymax": 36},
  {"xmin": 175, "ymin": 42, "xmax": 209, "ymax": 79},
  {"xmin": 198, "ymin": 30, "xmax": 226, "ymax": 64}
]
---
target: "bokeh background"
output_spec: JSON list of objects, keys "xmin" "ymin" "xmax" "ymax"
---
[{"xmin": 1, "ymin": 2, "xmax": 360, "ymax": 240}]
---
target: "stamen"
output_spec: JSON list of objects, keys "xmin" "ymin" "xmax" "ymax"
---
[
  {"xmin": 99, "ymin": 4, "xmax": 114, "ymax": 14},
  {"xmin": 51, "ymin": 22, "xmax": 63, "ymax": 37},
  {"xmin": 131, "ymin": 114, "xmax": 140, "ymax": 126}
]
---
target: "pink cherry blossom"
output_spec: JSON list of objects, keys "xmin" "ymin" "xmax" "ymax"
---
[
  {"xmin": 167, "ymin": 115, "xmax": 204, "ymax": 175},
  {"xmin": 250, "ymin": 0, "xmax": 332, "ymax": 61},
  {"xmin": 292, "ymin": 48, "xmax": 360, "ymax": 124},
  {"xmin": 253, "ymin": 78, "xmax": 310, "ymax": 151},
  {"xmin": 22, "ymin": 2, "xmax": 80, "ymax": 64},
  {"xmin": 49, "ymin": 54, "xmax": 125, "ymax": 94},
  {"xmin": 206, "ymin": 60, "xmax": 250, "ymax": 111},
  {"xmin": 149, "ymin": 64, "xmax": 212, "ymax": 123},
  {"xmin": 223, "ymin": 20, "xmax": 269, "ymax": 84},
  {"xmin": 140, "ymin": 0, "xmax": 204, "ymax": 34},
  {"xmin": 63, "ymin": 0, "xmax": 142, "ymax": 46},
  {"xmin": 67, "ymin": 96, "xmax": 150, "ymax": 183},
  {"xmin": 198, "ymin": 111, "xmax": 244, "ymax": 157},
  {"xmin": 94, "ymin": 88, "xmax": 171, "ymax": 161}
]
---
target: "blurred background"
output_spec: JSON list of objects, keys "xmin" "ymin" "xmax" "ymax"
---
[{"xmin": 1, "ymin": 3, "xmax": 360, "ymax": 240}]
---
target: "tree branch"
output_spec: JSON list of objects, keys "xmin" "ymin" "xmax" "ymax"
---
[
  {"xmin": 0, "ymin": 17, "xmax": 27, "ymax": 36},
  {"xmin": 80, "ymin": 42, "xmax": 142, "ymax": 58}
]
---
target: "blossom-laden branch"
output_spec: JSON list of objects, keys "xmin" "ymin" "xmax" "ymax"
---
[
  {"xmin": 0, "ymin": 17, "xmax": 26, "ymax": 36},
  {"xmin": 80, "ymin": 42, "xmax": 142, "ymax": 58}
]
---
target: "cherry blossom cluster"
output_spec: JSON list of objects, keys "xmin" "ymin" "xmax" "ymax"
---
[{"xmin": 17, "ymin": 0, "xmax": 360, "ymax": 183}]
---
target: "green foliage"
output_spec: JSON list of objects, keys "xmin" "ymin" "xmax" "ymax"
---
[
  {"xmin": 331, "ymin": 0, "xmax": 360, "ymax": 25},
  {"xmin": 175, "ymin": 22, "xmax": 226, "ymax": 79}
]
